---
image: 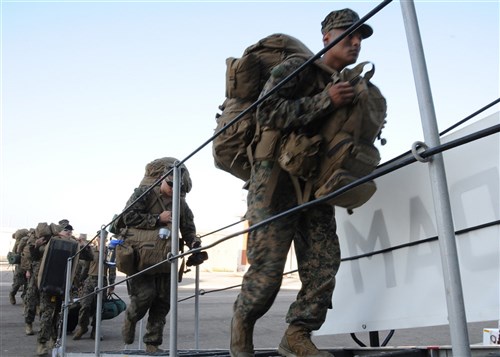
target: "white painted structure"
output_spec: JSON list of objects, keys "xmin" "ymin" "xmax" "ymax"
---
[{"xmin": 319, "ymin": 113, "xmax": 499, "ymax": 335}]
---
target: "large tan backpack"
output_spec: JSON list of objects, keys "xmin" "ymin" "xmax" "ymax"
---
[
  {"xmin": 139, "ymin": 157, "xmax": 192, "ymax": 194},
  {"xmin": 109, "ymin": 157, "xmax": 192, "ymax": 235},
  {"xmin": 115, "ymin": 227, "xmax": 171, "ymax": 276},
  {"xmin": 279, "ymin": 62, "xmax": 387, "ymax": 210},
  {"xmin": 115, "ymin": 187, "xmax": 181, "ymax": 276},
  {"xmin": 313, "ymin": 62, "xmax": 386, "ymax": 210},
  {"xmin": 213, "ymin": 33, "xmax": 314, "ymax": 182}
]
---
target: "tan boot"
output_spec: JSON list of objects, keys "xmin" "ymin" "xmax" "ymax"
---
[
  {"xmin": 25, "ymin": 323, "xmax": 34, "ymax": 335},
  {"xmin": 122, "ymin": 317, "xmax": 136, "ymax": 345},
  {"xmin": 145, "ymin": 344, "xmax": 163, "ymax": 353},
  {"xmin": 229, "ymin": 315, "xmax": 254, "ymax": 357},
  {"xmin": 278, "ymin": 325, "xmax": 333, "ymax": 357},
  {"xmin": 72, "ymin": 326, "xmax": 88, "ymax": 340},
  {"xmin": 9, "ymin": 292, "xmax": 16, "ymax": 305},
  {"xmin": 46, "ymin": 338, "xmax": 55, "ymax": 349},
  {"xmin": 36, "ymin": 342, "xmax": 48, "ymax": 356}
]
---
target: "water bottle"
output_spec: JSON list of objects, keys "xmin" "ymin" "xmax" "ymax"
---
[{"xmin": 158, "ymin": 227, "xmax": 171, "ymax": 240}]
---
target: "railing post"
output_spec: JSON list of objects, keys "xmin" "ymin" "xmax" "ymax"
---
[
  {"xmin": 195, "ymin": 265, "xmax": 200, "ymax": 349},
  {"xmin": 60, "ymin": 257, "xmax": 73, "ymax": 356},
  {"xmin": 169, "ymin": 162, "xmax": 181, "ymax": 357},
  {"xmin": 94, "ymin": 228, "xmax": 107, "ymax": 356},
  {"xmin": 400, "ymin": 2, "xmax": 471, "ymax": 356}
]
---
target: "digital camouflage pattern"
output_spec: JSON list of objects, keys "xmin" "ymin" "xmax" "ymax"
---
[
  {"xmin": 78, "ymin": 246, "xmax": 116, "ymax": 331},
  {"xmin": 38, "ymin": 292, "xmax": 62, "ymax": 344},
  {"xmin": 320, "ymin": 8, "xmax": 373, "ymax": 38},
  {"xmin": 10, "ymin": 264, "xmax": 27, "ymax": 303},
  {"xmin": 72, "ymin": 259, "xmax": 90, "ymax": 297},
  {"xmin": 233, "ymin": 162, "xmax": 341, "ymax": 331},
  {"xmin": 120, "ymin": 184, "xmax": 198, "ymax": 347},
  {"xmin": 76, "ymin": 244, "xmax": 117, "ymax": 332},
  {"xmin": 122, "ymin": 185, "xmax": 197, "ymax": 247},
  {"xmin": 23, "ymin": 234, "xmax": 41, "ymax": 325},
  {"xmin": 256, "ymin": 56, "xmax": 334, "ymax": 131},
  {"xmin": 125, "ymin": 273, "xmax": 170, "ymax": 346},
  {"xmin": 9, "ymin": 230, "xmax": 30, "ymax": 303},
  {"xmin": 31, "ymin": 231, "xmax": 93, "ymax": 346},
  {"xmin": 233, "ymin": 55, "xmax": 342, "ymax": 335}
]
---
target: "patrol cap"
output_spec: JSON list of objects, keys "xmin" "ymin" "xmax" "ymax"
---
[
  {"xmin": 321, "ymin": 8, "xmax": 373, "ymax": 39},
  {"xmin": 63, "ymin": 224, "xmax": 74, "ymax": 231}
]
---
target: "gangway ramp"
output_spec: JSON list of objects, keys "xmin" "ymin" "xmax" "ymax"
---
[{"xmin": 63, "ymin": 346, "xmax": 500, "ymax": 357}]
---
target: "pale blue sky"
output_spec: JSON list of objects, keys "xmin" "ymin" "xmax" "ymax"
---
[{"xmin": 1, "ymin": 1, "xmax": 499, "ymax": 236}]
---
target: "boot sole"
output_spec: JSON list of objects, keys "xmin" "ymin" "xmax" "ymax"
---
[
  {"xmin": 278, "ymin": 345, "xmax": 295, "ymax": 357},
  {"xmin": 278, "ymin": 345, "xmax": 333, "ymax": 357}
]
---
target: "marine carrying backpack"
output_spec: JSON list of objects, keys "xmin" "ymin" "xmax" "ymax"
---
[
  {"xmin": 214, "ymin": 33, "xmax": 387, "ymax": 210},
  {"xmin": 213, "ymin": 33, "xmax": 314, "ymax": 182},
  {"xmin": 109, "ymin": 157, "xmax": 192, "ymax": 235},
  {"xmin": 279, "ymin": 61, "xmax": 387, "ymax": 210}
]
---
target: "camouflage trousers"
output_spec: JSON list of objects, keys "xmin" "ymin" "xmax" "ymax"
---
[
  {"xmin": 24, "ymin": 264, "xmax": 40, "ymax": 324},
  {"xmin": 37, "ymin": 292, "xmax": 62, "ymax": 344},
  {"xmin": 125, "ymin": 273, "xmax": 170, "ymax": 346},
  {"xmin": 10, "ymin": 264, "xmax": 27, "ymax": 297},
  {"xmin": 233, "ymin": 161, "xmax": 341, "ymax": 331},
  {"xmin": 77, "ymin": 276, "xmax": 98, "ymax": 329}
]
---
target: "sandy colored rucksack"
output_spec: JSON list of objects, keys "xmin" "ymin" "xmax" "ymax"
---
[
  {"xmin": 214, "ymin": 33, "xmax": 387, "ymax": 210},
  {"xmin": 139, "ymin": 157, "xmax": 192, "ymax": 194},
  {"xmin": 109, "ymin": 157, "xmax": 192, "ymax": 235},
  {"xmin": 278, "ymin": 61, "xmax": 387, "ymax": 210},
  {"xmin": 213, "ymin": 33, "xmax": 314, "ymax": 182}
]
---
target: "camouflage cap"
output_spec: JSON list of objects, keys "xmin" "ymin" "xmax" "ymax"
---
[{"xmin": 321, "ymin": 8, "xmax": 373, "ymax": 39}]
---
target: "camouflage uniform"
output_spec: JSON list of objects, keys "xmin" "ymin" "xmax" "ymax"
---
[
  {"xmin": 72, "ymin": 258, "xmax": 90, "ymax": 297},
  {"xmin": 121, "ymin": 184, "xmax": 198, "ymax": 349},
  {"xmin": 232, "ymin": 56, "xmax": 342, "ymax": 351},
  {"xmin": 9, "ymin": 229, "xmax": 30, "ymax": 304},
  {"xmin": 74, "ymin": 243, "xmax": 116, "ymax": 339},
  {"xmin": 21, "ymin": 232, "xmax": 41, "ymax": 331},
  {"xmin": 34, "ymin": 230, "xmax": 93, "ymax": 350}
]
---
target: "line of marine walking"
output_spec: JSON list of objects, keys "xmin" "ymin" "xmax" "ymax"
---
[
  {"xmin": 7, "ymin": 220, "xmax": 103, "ymax": 355},
  {"xmin": 5, "ymin": 7, "xmax": 385, "ymax": 357}
]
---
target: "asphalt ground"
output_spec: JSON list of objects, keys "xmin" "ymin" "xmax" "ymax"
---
[{"xmin": 0, "ymin": 263, "xmax": 495, "ymax": 356}]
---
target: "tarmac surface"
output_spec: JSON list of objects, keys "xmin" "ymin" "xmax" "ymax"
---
[{"xmin": 0, "ymin": 263, "xmax": 496, "ymax": 356}]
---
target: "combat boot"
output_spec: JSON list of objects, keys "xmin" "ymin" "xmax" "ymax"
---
[
  {"xmin": 47, "ymin": 338, "xmax": 55, "ymax": 349},
  {"xmin": 145, "ymin": 344, "xmax": 163, "ymax": 353},
  {"xmin": 278, "ymin": 324, "xmax": 333, "ymax": 357},
  {"xmin": 122, "ymin": 317, "xmax": 136, "ymax": 345},
  {"xmin": 36, "ymin": 342, "xmax": 48, "ymax": 356},
  {"xmin": 230, "ymin": 315, "xmax": 255, "ymax": 357},
  {"xmin": 9, "ymin": 291, "xmax": 16, "ymax": 305},
  {"xmin": 25, "ymin": 323, "xmax": 34, "ymax": 335},
  {"xmin": 72, "ymin": 326, "xmax": 88, "ymax": 340},
  {"xmin": 90, "ymin": 326, "xmax": 103, "ymax": 340}
]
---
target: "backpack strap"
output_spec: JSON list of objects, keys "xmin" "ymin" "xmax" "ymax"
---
[
  {"xmin": 260, "ymin": 160, "xmax": 282, "ymax": 208},
  {"xmin": 290, "ymin": 176, "xmax": 313, "ymax": 205},
  {"xmin": 152, "ymin": 188, "xmax": 168, "ymax": 212}
]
